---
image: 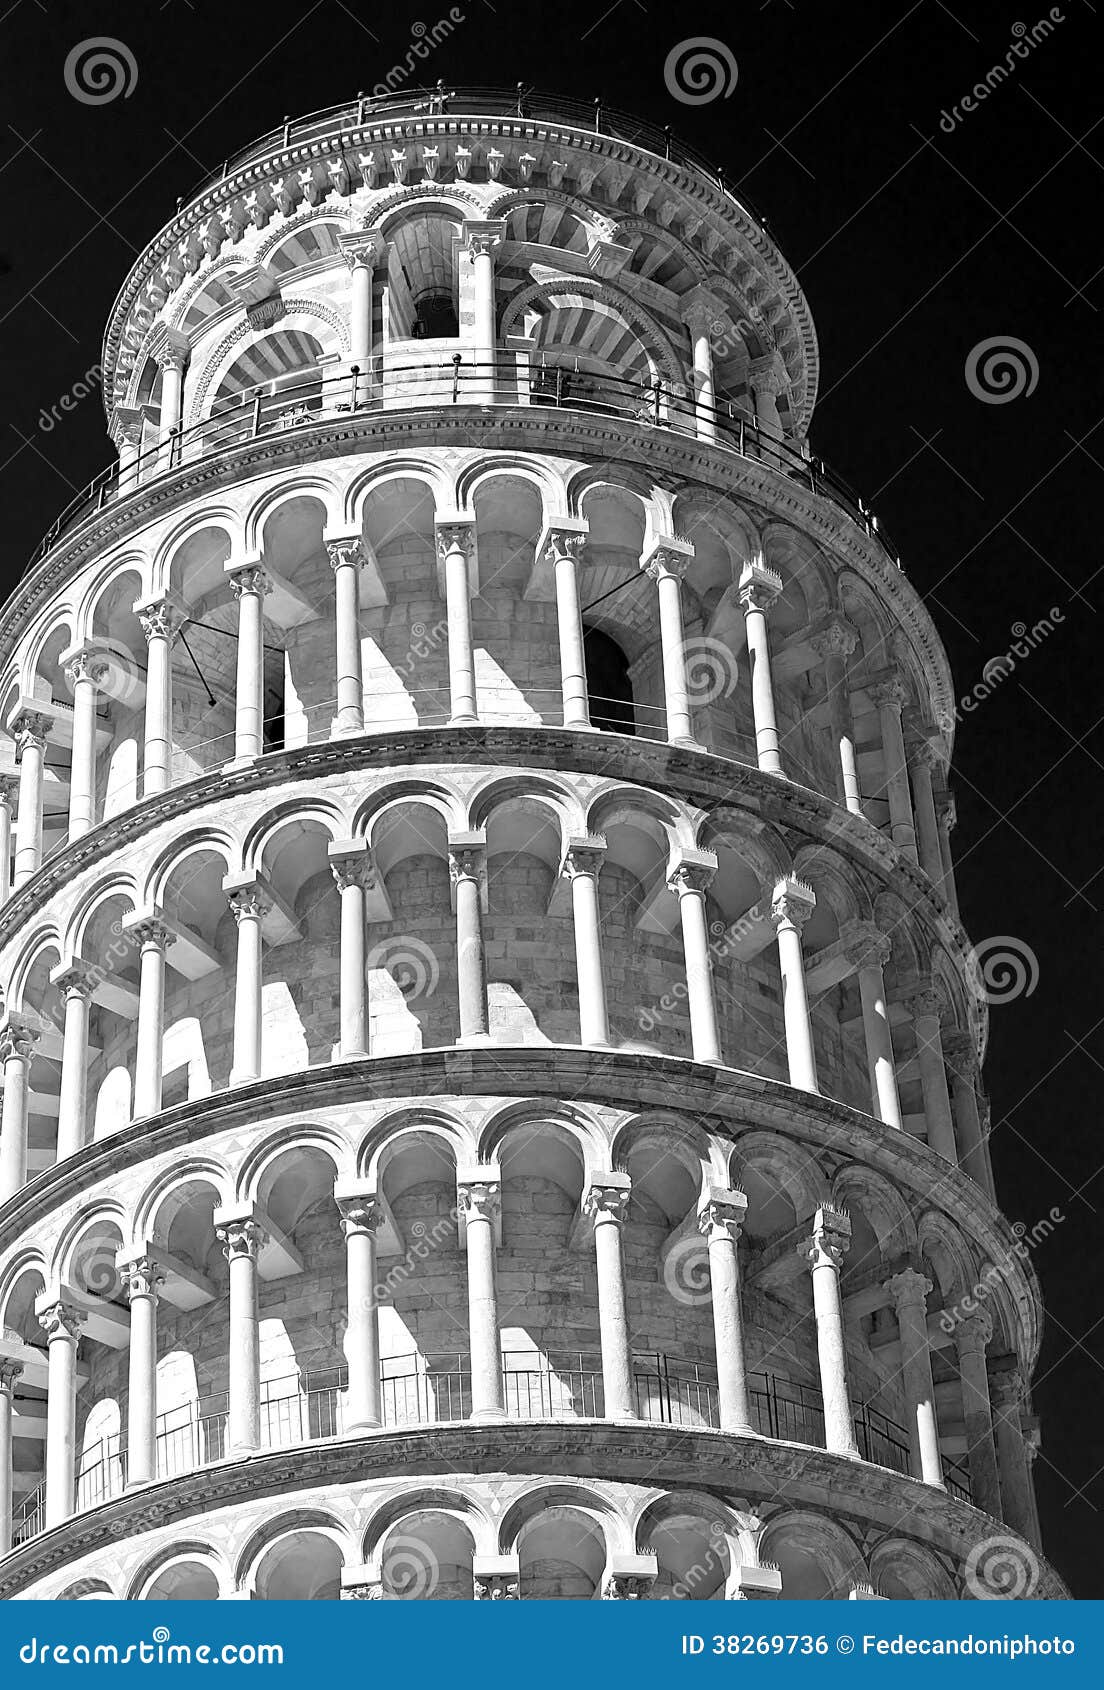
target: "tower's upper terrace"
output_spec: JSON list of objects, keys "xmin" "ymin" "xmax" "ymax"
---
[{"xmin": 101, "ymin": 84, "xmax": 818, "ymax": 434}]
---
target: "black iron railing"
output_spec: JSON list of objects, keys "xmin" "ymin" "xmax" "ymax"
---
[{"xmin": 26, "ymin": 359, "xmax": 901, "ymax": 574}]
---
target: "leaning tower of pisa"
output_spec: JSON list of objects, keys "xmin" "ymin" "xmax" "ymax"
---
[{"xmin": 0, "ymin": 87, "xmax": 1064, "ymax": 1602}]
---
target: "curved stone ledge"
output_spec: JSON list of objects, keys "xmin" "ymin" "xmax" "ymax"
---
[
  {"xmin": 0, "ymin": 1420, "xmax": 1065, "ymax": 1599},
  {"xmin": 0, "ymin": 1047, "xmax": 1040, "ymax": 1359},
  {"xmin": 7, "ymin": 409, "xmax": 948, "ymax": 724},
  {"xmin": 0, "ymin": 726, "xmax": 980, "ymax": 1042}
]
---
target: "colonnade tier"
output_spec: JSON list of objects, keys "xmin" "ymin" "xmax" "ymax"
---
[
  {"xmin": 0, "ymin": 1436, "xmax": 1066, "ymax": 1601},
  {"xmin": 0, "ymin": 758, "xmax": 991, "ymax": 1207},
  {"xmin": 0, "ymin": 1069, "xmax": 1047, "ymax": 1562},
  {"xmin": 1, "ymin": 446, "xmax": 957, "ymax": 884}
]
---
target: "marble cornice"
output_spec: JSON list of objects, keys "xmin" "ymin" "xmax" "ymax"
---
[
  {"xmin": 0, "ymin": 1420, "xmax": 1067, "ymax": 1598},
  {"xmin": 0, "ymin": 1047, "xmax": 1041, "ymax": 1364},
  {"xmin": 2, "ymin": 408, "xmax": 953, "ymax": 733}
]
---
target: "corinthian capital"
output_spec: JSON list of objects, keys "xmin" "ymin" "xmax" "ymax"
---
[
  {"xmin": 583, "ymin": 1172, "xmax": 632, "ymax": 1225},
  {"xmin": 800, "ymin": 1204, "xmax": 851, "ymax": 1272},
  {"xmin": 0, "ymin": 1014, "xmax": 39, "ymax": 1065},
  {"xmin": 463, "ymin": 219, "xmax": 507, "ymax": 261},
  {"xmin": 134, "ymin": 595, "xmax": 186, "ymax": 646},
  {"xmin": 738, "ymin": 557, "xmax": 784, "ymax": 615},
  {"xmin": 770, "ymin": 876, "xmax": 816, "ymax": 931}
]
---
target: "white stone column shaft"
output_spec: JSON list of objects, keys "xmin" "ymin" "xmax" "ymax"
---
[
  {"xmin": 909, "ymin": 741, "xmax": 944, "ymax": 883},
  {"xmin": 562, "ymin": 840, "xmax": 610, "ymax": 1047},
  {"xmin": 12, "ymin": 711, "xmax": 49, "ymax": 888},
  {"xmin": 871, "ymin": 679, "xmax": 917, "ymax": 860},
  {"xmin": 225, "ymin": 878, "xmax": 265, "ymax": 1086},
  {"xmin": 846, "ymin": 932, "xmax": 903, "ymax": 1128},
  {"xmin": 120, "ymin": 1256, "xmax": 164, "ymax": 1487},
  {"xmin": 465, "ymin": 223, "xmax": 505, "ymax": 402},
  {"xmin": 331, "ymin": 852, "xmax": 370, "ymax": 1059},
  {"xmin": 328, "ymin": 538, "xmax": 365, "ymax": 738},
  {"xmin": 335, "ymin": 1187, "xmax": 382, "ymax": 1432},
  {"xmin": 670, "ymin": 859, "xmax": 722, "ymax": 1064},
  {"xmin": 0, "ymin": 1018, "xmax": 37, "ymax": 1201},
  {"xmin": 228, "ymin": 566, "xmax": 270, "ymax": 765},
  {"xmin": 458, "ymin": 1177, "xmax": 505, "ymax": 1421},
  {"xmin": 801, "ymin": 1208, "xmax": 859, "ymax": 1457},
  {"xmin": 436, "ymin": 524, "xmax": 478, "ymax": 726},
  {"xmin": 450, "ymin": 838, "xmax": 489, "ymax": 1044},
  {"xmin": 136, "ymin": 597, "xmax": 182, "ymax": 795},
  {"xmin": 990, "ymin": 1370, "xmax": 1039, "ymax": 1548},
  {"xmin": 66, "ymin": 654, "xmax": 107, "ymax": 839},
  {"xmin": 547, "ymin": 531, "xmax": 591, "ymax": 729},
  {"xmin": 128, "ymin": 914, "xmax": 173, "ymax": 1117},
  {"xmin": 0, "ymin": 778, "xmax": 16, "ymax": 904},
  {"xmin": 216, "ymin": 1212, "xmax": 266, "ymax": 1455},
  {"xmin": 812, "ymin": 621, "xmax": 862, "ymax": 813},
  {"xmin": 699, "ymin": 1191, "xmax": 753, "ymax": 1433},
  {"xmin": 771, "ymin": 878, "xmax": 819, "ymax": 1093},
  {"xmin": 944, "ymin": 1032, "xmax": 995, "ymax": 1197},
  {"xmin": 955, "ymin": 1313, "xmax": 1001, "ymax": 1518},
  {"xmin": 912, "ymin": 988, "xmax": 958, "ymax": 1162},
  {"xmin": 584, "ymin": 1176, "xmax": 634, "ymax": 1420},
  {"xmin": 39, "ymin": 1298, "xmax": 84, "ymax": 1528},
  {"xmin": 53, "ymin": 962, "xmax": 96, "ymax": 1161},
  {"xmin": 0, "ymin": 1359, "xmax": 22, "ymax": 1555},
  {"xmin": 643, "ymin": 545, "xmax": 696, "ymax": 747},
  {"xmin": 886, "ymin": 1270, "xmax": 943, "ymax": 1486},
  {"xmin": 739, "ymin": 561, "xmax": 784, "ymax": 774}
]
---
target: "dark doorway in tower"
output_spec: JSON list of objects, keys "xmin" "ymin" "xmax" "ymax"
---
[
  {"xmin": 412, "ymin": 290, "xmax": 458, "ymax": 338},
  {"xmin": 583, "ymin": 627, "xmax": 635, "ymax": 735}
]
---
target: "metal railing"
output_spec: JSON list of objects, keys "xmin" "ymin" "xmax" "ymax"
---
[
  {"xmin": 177, "ymin": 85, "xmax": 771, "ymax": 224},
  {"xmin": 26, "ymin": 359, "xmax": 901, "ymax": 573},
  {"xmin": 8, "ymin": 1357, "xmax": 972, "ymax": 1549}
]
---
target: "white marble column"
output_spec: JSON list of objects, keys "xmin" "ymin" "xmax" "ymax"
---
[
  {"xmin": 153, "ymin": 334, "xmax": 189, "ymax": 470},
  {"xmin": 224, "ymin": 874, "xmax": 266, "ymax": 1086},
  {"xmin": 329, "ymin": 845, "xmax": 372, "ymax": 1060},
  {"xmin": 38, "ymin": 1295, "xmax": 85, "ymax": 1528},
  {"xmin": 435, "ymin": 521, "xmax": 479, "ymax": 726},
  {"xmin": 738, "ymin": 559, "xmax": 785, "ymax": 774},
  {"xmin": 800, "ymin": 1207, "xmax": 859, "ymax": 1457},
  {"xmin": 457, "ymin": 1173, "xmax": 505, "ymax": 1421},
  {"xmin": 955, "ymin": 1312, "xmax": 1001, "ymax": 1518},
  {"xmin": 340, "ymin": 235, "xmax": 383, "ymax": 368},
  {"xmin": 811, "ymin": 619, "xmax": 862, "ymax": 813},
  {"xmin": 109, "ymin": 406, "xmax": 144, "ymax": 495},
  {"xmin": 327, "ymin": 537, "xmax": 366, "ymax": 738},
  {"xmin": 908, "ymin": 738, "xmax": 944, "ymax": 884},
  {"xmin": 0, "ymin": 1356, "xmax": 23, "ymax": 1554},
  {"xmin": 669, "ymin": 852, "xmax": 722, "ymax": 1064},
  {"xmin": 464, "ymin": 221, "xmax": 506, "ymax": 402},
  {"xmin": 748, "ymin": 356, "xmax": 786, "ymax": 461},
  {"xmin": 641, "ymin": 539, "xmax": 697, "ymax": 747},
  {"xmin": 698, "ymin": 1188, "xmax": 753, "ymax": 1433},
  {"xmin": 0, "ymin": 1015, "xmax": 39, "ymax": 1201},
  {"xmin": 135, "ymin": 595, "xmax": 184, "ymax": 795},
  {"xmin": 990, "ymin": 1367, "xmax": 1040, "ymax": 1548},
  {"xmin": 0, "ymin": 775, "xmax": 17, "ymax": 904},
  {"xmin": 227, "ymin": 564, "xmax": 271, "ymax": 766},
  {"xmin": 935, "ymin": 791, "xmax": 960, "ymax": 917},
  {"xmin": 214, "ymin": 1207, "xmax": 266, "ymax": 1456},
  {"xmin": 912, "ymin": 986, "xmax": 958, "ymax": 1162},
  {"xmin": 870, "ymin": 677, "xmax": 917, "ymax": 860},
  {"xmin": 334, "ymin": 1185, "xmax": 383, "ymax": 1432},
  {"xmin": 124, "ymin": 911, "xmax": 174, "ymax": 1117},
  {"xmin": 681, "ymin": 291, "xmax": 720, "ymax": 443},
  {"xmin": 119, "ymin": 1254, "xmax": 164, "ymax": 1487},
  {"xmin": 561, "ymin": 836, "xmax": 611, "ymax": 1047},
  {"xmin": 583, "ymin": 1174, "xmax": 634, "ymax": 1421},
  {"xmin": 544, "ymin": 524, "xmax": 591, "ymax": 730},
  {"xmin": 64, "ymin": 650, "xmax": 108, "ymax": 839},
  {"xmin": 449, "ymin": 834, "xmax": 490, "ymax": 1045},
  {"xmin": 943, "ymin": 1030, "xmax": 995, "ymax": 1197},
  {"xmin": 51, "ymin": 959, "xmax": 97, "ymax": 1162},
  {"xmin": 770, "ymin": 877, "xmax": 819, "ymax": 1093},
  {"xmin": 844, "ymin": 929, "xmax": 903, "ymax": 1128},
  {"xmin": 11, "ymin": 709, "xmax": 50, "ymax": 888},
  {"xmin": 885, "ymin": 1269, "xmax": 943, "ymax": 1486}
]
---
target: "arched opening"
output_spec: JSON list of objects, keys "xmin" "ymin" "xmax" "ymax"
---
[
  {"xmin": 380, "ymin": 1513, "xmax": 475, "ymax": 1599},
  {"xmin": 254, "ymin": 1529, "xmax": 343, "ymax": 1600},
  {"xmin": 211, "ymin": 330, "xmax": 325, "ymax": 436},
  {"xmin": 584, "ymin": 627, "xmax": 635, "ymax": 735},
  {"xmin": 143, "ymin": 1561, "xmax": 220, "ymax": 1600},
  {"xmin": 518, "ymin": 1507, "xmax": 606, "ymax": 1599}
]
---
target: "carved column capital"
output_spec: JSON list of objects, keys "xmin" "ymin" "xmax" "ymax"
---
[
  {"xmin": 118, "ymin": 1254, "xmax": 166, "ymax": 1303},
  {"xmin": 123, "ymin": 910, "xmax": 175, "ymax": 951},
  {"xmin": 841, "ymin": 922, "xmax": 891, "ymax": 972},
  {"xmin": 334, "ymin": 1184, "xmax": 383, "ymax": 1237},
  {"xmin": 326, "ymin": 537, "xmax": 365, "ymax": 573},
  {"xmin": 911, "ymin": 983, "xmax": 944, "ymax": 1022},
  {"xmin": 988, "ymin": 1365, "xmax": 1026, "ymax": 1411},
  {"xmin": 463, "ymin": 219, "xmax": 507, "ymax": 261},
  {"xmin": 869, "ymin": 673, "xmax": 909, "ymax": 712},
  {"xmin": 51, "ymin": 956, "xmax": 99, "ymax": 1002},
  {"xmin": 667, "ymin": 848, "xmax": 718, "ymax": 899},
  {"xmin": 698, "ymin": 1187, "xmax": 748, "ymax": 1244},
  {"xmin": 135, "ymin": 595, "xmax": 186, "ymax": 646},
  {"xmin": 770, "ymin": 876, "xmax": 816, "ymax": 931},
  {"xmin": 583, "ymin": 1173, "xmax": 632, "ymax": 1225},
  {"xmin": 64, "ymin": 651, "xmax": 110, "ymax": 690},
  {"xmin": 561, "ymin": 834, "xmax": 606, "ymax": 881},
  {"xmin": 800, "ymin": 1205, "xmax": 851, "ymax": 1271},
  {"xmin": 435, "ymin": 520, "xmax": 477, "ymax": 564},
  {"xmin": 956, "ymin": 1309, "xmax": 994, "ymax": 1354},
  {"xmin": 215, "ymin": 1216, "xmax": 267, "ymax": 1261},
  {"xmin": 11, "ymin": 709, "xmax": 51, "ymax": 757},
  {"xmin": 228, "ymin": 564, "xmax": 271, "ymax": 601},
  {"xmin": 37, "ymin": 1298, "xmax": 85, "ymax": 1344},
  {"xmin": 0, "ymin": 1015, "xmax": 39, "ymax": 1065},
  {"xmin": 225, "ymin": 877, "xmax": 268, "ymax": 926},
  {"xmin": 456, "ymin": 1175, "xmax": 502, "ymax": 1226},
  {"xmin": 448, "ymin": 834, "xmax": 486, "ymax": 886},
  {"xmin": 0, "ymin": 1357, "xmax": 25, "ymax": 1394},
  {"xmin": 810, "ymin": 617, "xmax": 858, "ymax": 661},
  {"xmin": 737, "ymin": 558, "xmax": 784, "ymax": 615},
  {"xmin": 641, "ymin": 537, "xmax": 695, "ymax": 583},
  {"xmin": 885, "ymin": 1267, "xmax": 932, "ymax": 1310}
]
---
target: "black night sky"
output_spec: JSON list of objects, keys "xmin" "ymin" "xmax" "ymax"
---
[{"xmin": 0, "ymin": 0, "xmax": 1100, "ymax": 1599}]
